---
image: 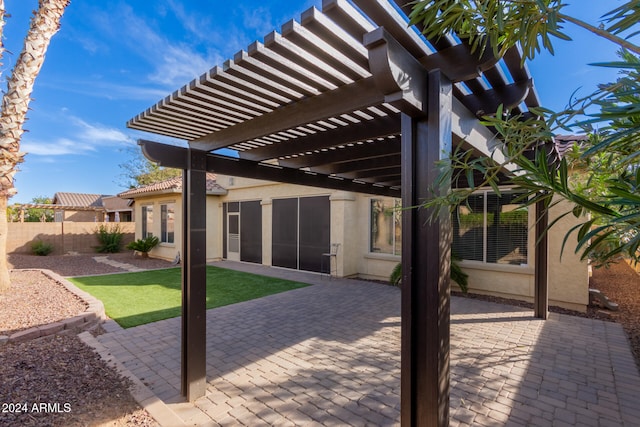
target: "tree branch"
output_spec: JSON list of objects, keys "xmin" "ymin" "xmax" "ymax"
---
[{"xmin": 559, "ymin": 13, "xmax": 640, "ymax": 55}]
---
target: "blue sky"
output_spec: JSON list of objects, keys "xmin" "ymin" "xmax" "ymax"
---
[{"xmin": 4, "ymin": 0, "xmax": 631, "ymax": 204}]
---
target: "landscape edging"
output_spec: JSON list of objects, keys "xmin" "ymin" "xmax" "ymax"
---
[{"xmin": 1, "ymin": 269, "xmax": 107, "ymax": 345}]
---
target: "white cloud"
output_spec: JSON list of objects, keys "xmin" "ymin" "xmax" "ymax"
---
[
  {"xmin": 116, "ymin": 4, "xmax": 216, "ymax": 88},
  {"xmin": 22, "ymin": 113, "xmax": 134, "ymax": 157},
  {"xmin": 241, "ymin": 6, "xmax": 275, "ymax": 37},
  {"xmin": 147, "ymin": 44, "xmax": 213, "ymax": 87},
  {"xmin": 165, "ymin": 0, "xmax": 212, "ymax": 42},
  {"xmin": 22, "ymin": 138, "xmax": 92, "ymax": 156},
  {"xmin": 70, "ymin": 117, "xmax": 133, "ymax": 145}
]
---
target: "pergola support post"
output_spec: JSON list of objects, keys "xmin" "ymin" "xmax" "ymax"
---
[
  {"xmin": 181, "ymin": 148, "xmax": 208, "ymax": 401},
  {"xmin": 401, "ymin": 69, "xmax": 452, "ymax": 426},
  {"xmin": 534, "ymin": 199, "xmax": 549, "ymax": 319}
]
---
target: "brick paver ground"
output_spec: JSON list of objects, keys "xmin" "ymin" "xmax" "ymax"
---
[{"xmin": 95, "ymin": 261, "xmax": 640, "ymax": 426}]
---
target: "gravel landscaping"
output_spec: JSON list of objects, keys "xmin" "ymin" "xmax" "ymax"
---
[
  {"xmin": 1, "ymin": 252, "xmax": 638, "ymax": 426},
  {"xmin": 2, "ymin": 253, "xmax": 170, "ymax": 426}
]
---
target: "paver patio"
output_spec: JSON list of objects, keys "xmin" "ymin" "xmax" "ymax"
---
[{"xmin": 92, "ymin": 261, "xmax": 640, "ymax": 426}]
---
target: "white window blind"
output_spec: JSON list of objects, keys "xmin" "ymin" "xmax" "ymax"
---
[{"xmin": 453, "ymin": 191, "xmax": 528, "ymax": 265}]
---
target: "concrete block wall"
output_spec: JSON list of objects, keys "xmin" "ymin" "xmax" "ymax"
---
[{"xmin": 8, "ymin": 222, "xmax": 135, "ymax": 255}]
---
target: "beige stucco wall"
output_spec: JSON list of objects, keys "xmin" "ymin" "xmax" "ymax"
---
[
  {"xmin": 329, "ymin": 191, "xmax": 359, "ymax": 277},
  {"xmin": 547, "ymin": 198, "xmax": 590, "ymax": 310},
  {"xmin": 129, "ymin": 177, "xmax": 589, "ymax": 310},
  {"xmin": 131, "ymin": 193, "xmax": 221, "ymax": 262}
]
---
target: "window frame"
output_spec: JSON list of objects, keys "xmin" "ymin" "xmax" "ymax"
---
[
  {"xmin": 141, "ymin": 204, "xmax": 154, "ymax": 239},
  {"xmin": 369, "ymin": 197, "xmax": 402, "ymax": 257},
  {"xmin": 160, "ymin": 202, "xmax": 175, "ymax": 244},
  {"xmin": 453, "ymin": 189, "xmax": 530, "ymax": 267}
]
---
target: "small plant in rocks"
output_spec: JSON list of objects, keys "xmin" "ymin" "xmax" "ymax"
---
[
  {"xmin": 126, "ymin": 235, "xmax": 159, "ymax": 258},
  {"xmin": 31, "ymin": 239, "xmax": 54, "ymax": 256}
]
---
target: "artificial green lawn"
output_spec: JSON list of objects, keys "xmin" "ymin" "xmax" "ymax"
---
[{"xmin": 68, "ymin": 266, "xmax": 308, "ymax": 328}]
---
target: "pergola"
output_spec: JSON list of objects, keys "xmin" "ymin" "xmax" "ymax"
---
[{"xmin": 128, "ymin": 1, "xmax": 549, "ymax": 425}]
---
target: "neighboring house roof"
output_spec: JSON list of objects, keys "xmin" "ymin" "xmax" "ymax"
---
[
  {"xmin": 102, "ymin": 195, "xmax": 133, "ymax": 212},
  {"xmin": 117, "ymin": 173, "xmax": 227, "ymax": 199},
  {"xmin": 21, "ymin": 193, "xmax": 134, "ymax": 212},
  {"xmin": 554, "ymin": 134, "xmax": 588, "ymax": 159},
  {"xmin": 52, "ymin": 192, "xmax": 106, "ymax": 208}
]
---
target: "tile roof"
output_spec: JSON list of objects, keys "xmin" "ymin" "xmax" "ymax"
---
[
  {"xmin": 52, "ymin": 192, "xmax": 106, "ymax": 207},
  {"xmin": 554, "ymin": 134, "xmax": 588, "ymax": 159},
  {"xmin": 102, "ymin": 196, "xmax": 133, "ymax": 212},
  {"xmin": 117, "ymin": 172, "xmax": 226, "ymax": 198}
]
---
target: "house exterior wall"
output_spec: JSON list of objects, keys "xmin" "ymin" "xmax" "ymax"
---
[
  {"xmin": 129, "ymin": 176, "xmax": 589, "ymax": 310},
  {"xmin": 457, "ymin": 196, "xmax": 589, "ymax": 311},
  {"xmin": 132, "ymin": 194, "xmax": 182, "ymax": 261},
  {"xmin": 547, "ymin": 198, "xmax": 590, "ymax": 310},
  {"xmin": 62, "ymin": 210, "xmax": 104, "ymax": 222},
  {"xmin": 132, "ymin": 193, "xmax": 221, "ymax": 262}
]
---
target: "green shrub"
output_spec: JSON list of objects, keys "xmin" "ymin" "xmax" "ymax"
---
[
  {"xmin": 389, "ymin": 254, "xmax": 469, "ymax": 293},
  {"xmin": 126, "ymin": 235, "xmax": 159, "ymax": 256},
  {"xmin": 95, "ymin": 223, "xmax": 125, "ymax": 253},
  {"xmin": 450, "ymin": 254, "xmax": 469, "ymax": 293},
  {"xmin": 31, "ymin": 240, "xmax": 54, "ymax": 256},
  {"xmin": 390, "ymin": 262, "xmax": 402, "ymax": 287}
]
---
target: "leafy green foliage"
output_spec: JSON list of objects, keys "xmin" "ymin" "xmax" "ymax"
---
[
  {"xmin": 389, "ymin": 255, "xmax": 469, "ymax": 292},
  {"xmin": 117, "ymin": 146, "xmax": 181, "ymax": 189},
  {"xmin": 95, "ymin": 223, "xmax": 125, "ymax": 253},
  {"xmin": 408, "ymin": 0, "xmax": 570, "ymax": 61},
  {"xmin": 410, "ymin": 1, "xmax": 640, "ymax": 267},
  {"xmin": 450, "ymin": 254, "xmax": 469, "ymax": 293},
  {"xmin": 126, "ymin": 235, "xmax": 160, "ymax": 254},
  {"xmin": 31, "ymin": 240, "xmax": 54, "ymax": 256},
  {"xmin": 7, "ymin": 196, "xmax": 55, "ymax": 222},
  {"xmin": 409, "ymin": 0, "xmax": 640, "ymax": 60},
  {"xmin": 390, "ymin": 262, "xmax": 402, "ymax": 287}
]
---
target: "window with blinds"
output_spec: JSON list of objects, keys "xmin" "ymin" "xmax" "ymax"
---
[{"xmin": 453, "ymin": 191, "xmax": 528, "ymax": 266}]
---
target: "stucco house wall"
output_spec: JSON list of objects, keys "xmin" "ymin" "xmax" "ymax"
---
[{"xmin": 122, "ymin": 175, "xmax": 589, "ymax": 311}]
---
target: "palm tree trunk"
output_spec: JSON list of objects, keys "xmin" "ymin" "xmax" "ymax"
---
[
  {"xmin": 0, "ymin": 1, "xmax": 7, "ymax": 68},
  {"xmin": 0, "ymin": 196, "xmax": 9, "ymax": 289},
  {"xmin": 0, "ymin": 0, "xmax": 70, "ymax": 292}
]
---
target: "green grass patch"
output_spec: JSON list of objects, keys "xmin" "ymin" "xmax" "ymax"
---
[{"xmin": 68, "ymin": 266, "xmax": 308, "ymax": 328}]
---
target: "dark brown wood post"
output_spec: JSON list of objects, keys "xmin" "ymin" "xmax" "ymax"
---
[
  {"xmin": 181, "ymin": 148, "xmax": 208, "ymax": 401},
  {"xmin": 534, "ymin": 199, "xmax": 549, "ymax": 319},
  {"xmin": 401, "ymin": 69, "xmax": 452, "ymax": 427}
]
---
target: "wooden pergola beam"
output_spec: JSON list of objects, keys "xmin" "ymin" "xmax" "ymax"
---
[
  {"xmin": 190, "ymin": 77, "xmax": 384, "ymax": 151},
  {"xmin": 131, "ymin": 2, "xmax": 549, "ymax": 421},
  {"xmin": 240, "ymin": 115, "xmax": 400, "ymax": 162},
  {"xmin": 277, "ymin": 137, "xmax": 400, "ymax": 169},
  {"xmin": 139, "ymin": 140, "xmax": 400, "ymax": 198},
  {"xmin": 181, "ymin": 150, "xmax": 208, "ymax": 402}
]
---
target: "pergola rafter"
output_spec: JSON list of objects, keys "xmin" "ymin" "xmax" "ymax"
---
[{"xmin": 128, "ymin": 1, "xmax": 548, "ymax": 425}]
